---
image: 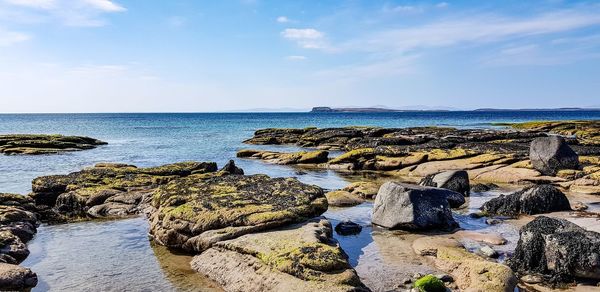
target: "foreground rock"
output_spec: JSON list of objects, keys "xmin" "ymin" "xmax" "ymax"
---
[
  {"xmin": 325, "ymin": 190, "xmax": 364, "ymax": 207},
  {"xmin": 530, "ymin": 136, "xmax": 580, "ymax": 176},
  {"xmin": 149, "ymin": 174, "xmax": 327, "ymax": 252},
  {"xmin": 412, "ymin": 237, "xmax": 517, "ymax": 292},
  {"xmin": 481, "ymin": 185, "xmax": 571, "ymax": 217},
  {"xmin": 372, "ymin": 182, "xmax": 461, "ymax": 231},
  {"xmin": 0, "ymin": 134, "xmax": 106, "ymax": 155},
  {"xmin": 0, "ymin": 263, "xmax": 37, "ymax": 290},
  {"xmin": 29, "ymin": 161, "xmax": 220, "ymax": 222},
  {"xmin": 191, "ymin": 218, "xmax": 367, "ymax": 292},
  {"xmin": 419, "ymin": 170, "xmax": 470, "ymax": 196},
  {"xmin": 508, "ymin": 216, "xmax": 600, "ymax": 284},
  {"xmin": 0, "ymin": 194, "xmax": 40, "ymax": 290}
]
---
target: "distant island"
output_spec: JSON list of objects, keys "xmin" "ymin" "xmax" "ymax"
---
[{"xmin": 311, "ymin": 106, "xmax": 600, "ymax": 113}]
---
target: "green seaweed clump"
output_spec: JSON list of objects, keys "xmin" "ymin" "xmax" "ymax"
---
[{"xmin": 414, "ymin": 274, "xmax": 446, "ymax": 292}]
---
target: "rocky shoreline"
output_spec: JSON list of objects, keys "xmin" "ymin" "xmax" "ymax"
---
[
  {"xmin": 2, "ymin": 120, "xmax": 600, "ymax": 291},
  {"xmin": 0, "ymin": 134, "xmax": 106, "ymax": 155}
]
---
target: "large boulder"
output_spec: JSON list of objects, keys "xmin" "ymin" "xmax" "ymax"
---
[
  {"xmin": 0, "ymin": 263, "xmax": 37, "ymax": 290},
  {"xmin": 371, "ymin": 182, "xmax": 460, "ymax": 231},
  {"xmin": 481, "ymin": 185, "xmax": 571, "ymax": 217},
  {"xmin": 530, "ymin": 136, "xmax": 580, "ymax": 176},
  {"xmin": 508, "ymin": 216, "xmax": 600, "ymax": 283},
  {"xmin": 149, "ymin": 174, "xmax": 328, "ymax": 252},
  {"xmin": 419, "ymin": 170, "xmax": 470, "ymax": 196},
  {"xmin": 191, "ymin": 218, "xmax": 367, "ymax": 292}
]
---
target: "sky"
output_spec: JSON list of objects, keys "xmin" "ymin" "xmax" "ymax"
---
[{"xmin": 1, "ymin": 0, "xmax": 600, "ymax": 112}]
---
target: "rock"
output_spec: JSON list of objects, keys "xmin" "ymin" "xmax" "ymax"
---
[
  {"xmin": 0, "ymin": 134, "xmax": 106, "ymax": 155},
  {"xmin": 520, "ymin": 274, "xmax": 543, "ymax": 284},
  {"xmin": 341, "ymin": 181, "xmax": 380, "ymax": 199},
  {"xmin": 530, "ymin": 136, "xmax": 580, "ymax": 176},
  {"xmin": 0, "ymin": 194, "xmax": 39, "ymax": 267},
  {"xmin": 219, "ymin": 160, "xmax": 244, "ymax": 175},
  {"xmin": 412, "ymin": 237, "xmax": 463, "ymax": 256},
  {"xmin": 434, "ymin": 247, "xmax": 517, "ymax": 292},
  {"xmin": 508, "ymin": 216, "xmax": 600, "ymax": 283},
  {"xmin": 190, "ymin": 218, "xmax": 367, "ymax": 292},
  {"xmin": 436, "ymin": 274, "xmax": 454, "ymax": 283},
  {"xmin": 486, "ymin": 218, "xmax": 503, "ymax": 225},
  {"xmin": 237, "ymin": 149, "xmax": 329, "ymax": 165},
  {"xmin": 334, "ymin": 221, "xmax": 362, "ymax": 236},
  {"xmin": 325, "ymin": 191, "xmax": 364, "ymax": 207},
  {"xmin": 471, "ymin": 183, "xmax": 499, "ymax": 193},
  {"xmin": 149, "ymin": 174, "xmax": 327, "ymax": 252},
  {"xmin": 572, "ymin": 201, "xmax": 589, "ymax": 211},
  {"xmin": 454, "ymin": 230, "xmax": 507, "ymax": 245},
  {"xmin": 372, "ymin": 182, "xmax": 460, "ymax": 231},
  {"xmin": 479, "ymin": 245, "xmax": 499, "ymax": 258},
  {"xmin": 419, "ymin": 170, "xmax": 470, "ymax": 196},
  {"xmin": 0, "ymin": 263, "xmax": 37, "ymax": 290},
  {"xmin": 481, "ymin": 185, "xmax": 571, "ymax": 217},
  {"xmin": 29, "ymin": 161, "xmax": 219, "ymax": 221}
]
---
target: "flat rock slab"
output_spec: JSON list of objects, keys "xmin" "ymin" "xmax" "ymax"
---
[
  {"xmin": 0, "ymin": 134, "xmax": 106, "ymax": 155},
  {"xmin": 191, "ymin": 218, "xmax": 367, "ymax": 292},
  {"xmin": 149, "ymin": 174, "xmax": 328, "ymax": 252}
]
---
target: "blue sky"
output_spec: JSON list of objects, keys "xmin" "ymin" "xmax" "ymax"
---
[{"xmin": 1, "ymin": 0, "xmax": 600, "ymax": 112}]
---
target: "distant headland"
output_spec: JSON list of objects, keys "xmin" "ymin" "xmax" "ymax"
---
[{"xmin": 310, "ymin": 106, "xmax": 600, "ymax": 113}]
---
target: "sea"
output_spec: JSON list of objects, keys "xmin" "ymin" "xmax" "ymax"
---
[{"xmin": 1, "ymin": 111, "xmax": 599, "ymax": 291}]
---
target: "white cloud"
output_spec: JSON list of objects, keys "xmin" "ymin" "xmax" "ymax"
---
[
  {"xmin": 384, "ymin": 5, "xmax": 423, "ymax": 14},
  {"xmin": 276, "ymin": 16, "xmax": 289, "ymax": 23},
  {"xmin": 81, "ymin": 0, "xmax": 125, "ymax": 12},
  {"xmin": 281, "ymin": 28, "xmax": 331, "ymax": 50},
  {"xmin": 286, "ymin": 55, "xmax": 306, "ymax": 61},
  {"xmin": 316, "ymin": 54, "xmax": 419, "ymax": 81},
  {"xmin": 347, "ymin": 10, "xmax": 600, "ymax": 53},
  {"xmin": 4, "ymin": 0, "xmax": 56, "ymax": 9},
  {"xmin": 436, "ymin": 2, "xmax": 449, "ymax": 9},
  {"xmin": 0, "ymin": 27, "xmax": 30, "ymax": 46}
]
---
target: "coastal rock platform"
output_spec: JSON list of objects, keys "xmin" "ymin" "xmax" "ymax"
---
[{"xmin": 0, "ymin": 134, "xmax": 107, "ymax": 155}]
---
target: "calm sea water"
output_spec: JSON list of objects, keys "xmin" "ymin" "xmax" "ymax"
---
[{"xmin": 2, "ymin": 111, "xmax": 599, "ymax": 291}]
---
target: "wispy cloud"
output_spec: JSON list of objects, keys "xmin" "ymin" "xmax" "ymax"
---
[
  {"xmin": 281, "ymin": 28, "xmax": 330, "ymax": 49},
  {"xmin": 0, "ymin": 27, "xmax": 30, "ymax": 46},
  {"xmin": 1, "ymin": 0, "xmax": 126, "ymax": 27},
  {"xmin": 276, "ymin": 16, "xmax": 289, "ymax": 23},
  {"xmin": 285, "ymin": 55, "xmax": 306, "ymax": 61}
]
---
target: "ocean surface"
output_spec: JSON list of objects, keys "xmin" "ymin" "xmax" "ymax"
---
[{"xmin": 2, "ymin": 111, "xmax": 600, "ymax": 291}]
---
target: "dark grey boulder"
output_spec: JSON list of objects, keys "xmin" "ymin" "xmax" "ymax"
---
[
  {"xmin": 372, "ymin": 182, "xmax": 459, "ymax": 231},
  {"xmin": 419, "ymin": 170, "xmax": 470, "ymax": 196},
  {"xmin": 530, "ymin": 136, "xmax": 580, "ymax": 176},
  {"xmin": 471, "ymin": 183, "xmax": 499, "ymax": 193},
  {"xmin": 508, "ymin": 216, "xmax": 600, "ymax": 283},
  {"xmin": 335, "ymin": 220, "xmax": 362, "ymax": 236},
  {"xmin": 481, "ymin": 185, "xmax": 571, "ymax": 217},
  {"xmin": 0, "ymin": 263, "xmax": 37, "ymax": 290}
]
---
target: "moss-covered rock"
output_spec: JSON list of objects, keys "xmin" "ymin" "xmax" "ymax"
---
[
  {"xmin": 325, "ymin": 190, "xmax": 364, "ymax": 207},
  {"xmin": 149, "ymin": 174, "xmax": 327, "ymax": 252},
  {"xmin": 0, "ymin": 134, "xmax": 106, "ymax": 155},
  {"xmin": 29, "ymin": 161, "xmax": 220, "ymax": 221},
  {"xmin": 191, "ymin": 218, "xmax": 367, "ymax": 292},
  {"xmin": 237, "ymin": 149, "xmax": 329, "ymax": 164},
  {"xmin": 414, "ymin": 274, "xmax": 446, "ymax": 292}
]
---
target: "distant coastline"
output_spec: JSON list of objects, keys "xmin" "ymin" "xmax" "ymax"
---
[{"xmin": 310, "ymin": 106, "xmax": 600, "ymax": 113}]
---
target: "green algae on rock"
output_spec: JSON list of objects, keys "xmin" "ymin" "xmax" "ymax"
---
[
  {"xmin": 149, "ymin": 174, "xmax": 327, "ymax": 252},
  {"xmin": 414, "ymin": 274, "xmax": 446, "ymax": 292},
  {"xmin": 191, "ymin": 218, "xmax": 367, "ymax": 292},
  {"xmin": 0, "ymin": 134, "xmax": 107, "ymax": 155},
  {"xmin": 237, "ymin": 149, "xmax": 329, "ymax": 165}
]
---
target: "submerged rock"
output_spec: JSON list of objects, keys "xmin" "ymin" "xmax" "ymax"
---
[
  {"xmin": 471, "ymin": 182, "xmax": 499, "ymax": 193},
  {"xmin": 481, "ymin": 185, "xmax": 571, "ymax": 217},
  {"xmin": 149, "ymin": 174, "xmax": 327, "ymax": 252},
  {"xmin": 372, "ymin": 182, "xmax": 460, "ymax": 231},
  {"xmin": 419, "ymin": 170, "xmax": 470, "ymax": 196},
  {"xmin": 530, "ymin": 136, "xmax": 580, "ymax": 176},
  {"xmin": 237, "ymin": 149, "xmax": 329, "ymax": 165},
  {"xmin": 0, "ymin": 134, "xmax": 106, "ymax": 155},
  {"xmin": 508, "ymin": 216, "xmax": 600, "ymax": 283},
  {"xmin": 191, "ymin": 218, "xmax": 368, "ymax": 292},
  {"xmin": 325, "ymin": 190, "xmax": 364, "ymax": 207},
  {"xmin": 334, "ymin": 221, "xmax": 362, "ymax": 236}
]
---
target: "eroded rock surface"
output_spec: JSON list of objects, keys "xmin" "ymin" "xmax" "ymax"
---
[
  {"xmin": 191, "ymin": 218, "xmax": 367, "ymax": 292},
  {"xmin": 148, "ymin": 174, "xmax": 327, "ymax": 253},
  {"xmin": 508, "ymin": 216, "xmax": 600, "ymax": 284},
  {"xmin": 481, "ymin": 185, "xmax": 571, "ymax": 217},
  {"xmin": 0, "ymin": 134, "xmax": 106, "ymax": 155},
  {"xmin": 530, "ymin": 136, "xmax": 580, "ymax": 176},
  {"xmin": 419, "ymin": 170, "xmax": 470, "ymax": 196}
]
